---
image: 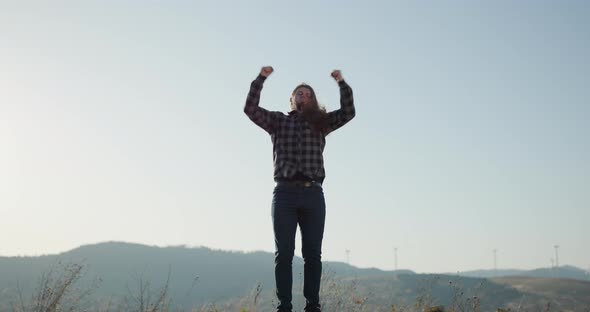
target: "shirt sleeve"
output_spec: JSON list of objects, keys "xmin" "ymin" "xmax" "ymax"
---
[
  {"xmin": 243, "ymin": 74, "xmax": 281, "ymax": 134},
  {"xmin": 326, "ymin": 80, "xmax": 356, "ymax": 134}
]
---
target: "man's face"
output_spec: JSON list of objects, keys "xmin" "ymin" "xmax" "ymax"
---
[{"xmin": 293, "ymin": 87, "xmax": 313, "ymax": 111}]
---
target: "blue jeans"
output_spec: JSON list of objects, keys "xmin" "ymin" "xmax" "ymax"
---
[{"xmin": 272, "ymin": 183, "xmax": 326, "ymax": 310}]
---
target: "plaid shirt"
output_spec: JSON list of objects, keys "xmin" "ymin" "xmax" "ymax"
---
[{"xmin": 244, "ymin": 74, "xmax": 355, "ymax": 183}]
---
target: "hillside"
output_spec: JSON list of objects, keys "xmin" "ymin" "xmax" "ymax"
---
[
  {"xmin": 1, "ymin": 242, "xmax": 589, "ymax": 311},
  {"xmin": 454, "ymin": 266, "xmax": 590, "ymax": 281},
  {"xmin": 490, "ymin": 276, "xmax": 590, "ymax": 311}
]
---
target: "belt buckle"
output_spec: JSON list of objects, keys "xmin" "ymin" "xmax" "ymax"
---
[{"xmin": 303, "ymin": 181, "xmax": 312, "ymax": 187}]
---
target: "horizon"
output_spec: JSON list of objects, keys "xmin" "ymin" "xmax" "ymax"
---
[
  {"xmin": 2, "ymin": 240, "xmax": 588, "ymax": 275},
  {"xmin": 1, "ymin": 1, "xmax": 589, "ymax": 273}
]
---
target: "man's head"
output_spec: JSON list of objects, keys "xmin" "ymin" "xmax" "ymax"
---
[
  {"xmin": 290, "ymin": 84, "xmax": 318, "ymax": 112},
  {"xmin": 289, "ymin": 83, "xmax": 329, "ymax": 134}
]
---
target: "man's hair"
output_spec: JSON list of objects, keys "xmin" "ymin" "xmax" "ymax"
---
[{"xmin": 290, "ymin": 83, "xmax": 330, "ymax": 134}]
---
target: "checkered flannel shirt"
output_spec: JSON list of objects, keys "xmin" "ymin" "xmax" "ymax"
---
[{"xmin": 244, "ymin": 74, "xmax": 355, "ymax": 183}]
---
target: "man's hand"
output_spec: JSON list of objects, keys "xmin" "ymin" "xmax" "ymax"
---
[
  {"xmin": 331, "ymin": 70, "xmax": 343, "ymax": 82},
  {"xmin": 260, "ymin": 66, "xmax": 274, "ymax": 78}
]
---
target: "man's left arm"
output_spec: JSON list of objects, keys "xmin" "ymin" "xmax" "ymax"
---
[{"xmin": 326, "ymin": 70, "xmax": 355, "ymax": 134}]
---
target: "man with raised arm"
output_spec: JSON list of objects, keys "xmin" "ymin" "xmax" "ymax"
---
[{"xmin": 244, "ymin": 66, "xmax": 355, "ymax": 312}]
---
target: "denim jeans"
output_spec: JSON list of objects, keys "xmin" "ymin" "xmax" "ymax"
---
[{"xmin": 272, "ymin": 183, "xmax": 326, "ymax": 310}]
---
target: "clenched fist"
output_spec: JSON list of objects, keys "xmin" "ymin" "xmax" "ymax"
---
[
  {"xmin": 331, "ymin": 70, "xmax": 343, "ymax": 82},
  {"xmin": 260, "ymin": 66, "xmax": 274, "ymax": 78}
]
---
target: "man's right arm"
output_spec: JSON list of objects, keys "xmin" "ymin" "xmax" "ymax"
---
[{"xmin": 244, "ymin": 67, "xmax": 279, "ymax": 134}]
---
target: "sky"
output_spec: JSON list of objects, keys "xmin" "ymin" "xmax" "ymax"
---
[{"xmin": 1, "ymin": 1, "xmax": 589, "ymax": 274}]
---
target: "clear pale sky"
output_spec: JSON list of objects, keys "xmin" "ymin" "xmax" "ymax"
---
[{"xmin": 1, "ymin": 1, "xmax": 588, "ymax": 273}]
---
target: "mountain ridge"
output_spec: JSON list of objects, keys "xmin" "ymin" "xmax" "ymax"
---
[{"xmin": 1, "ymin": 241, "xmax": 588, "ymax": 311}]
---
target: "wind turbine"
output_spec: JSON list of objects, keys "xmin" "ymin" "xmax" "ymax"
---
[
  {"xmin": 394, "ymin": 247, "xmax": 398, "ymax": 271},
  {"xmin": 554, "ymin": 244, "xmax": 560, "ymax": 278}
]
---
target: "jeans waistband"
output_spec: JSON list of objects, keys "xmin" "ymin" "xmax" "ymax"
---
[{"xmin": 275, "ymin": 180, "xmax": 322, "ymax": 188}]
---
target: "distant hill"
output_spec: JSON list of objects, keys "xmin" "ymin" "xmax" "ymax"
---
[
  {"xmin": 0, "ymin": 241, "xmax": 404, "ymax": 309},
  {"xmin": 490, "ymin": 276, "xmax": 590, "ymax": 311},
  {"xmin": 451, "ymin": 265, "xmax": 590, "ymax": 281},
  {"xmin": 1, "ymin": 242, "xmax": 589, "ymax": 311}
]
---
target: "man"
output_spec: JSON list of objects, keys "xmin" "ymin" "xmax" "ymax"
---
[{"xmin": 244, "ymin": 66, "xmax": 355, "ymax": 312}]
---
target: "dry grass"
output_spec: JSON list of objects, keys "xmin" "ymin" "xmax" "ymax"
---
[
  {"xmin": 10, "ymin": 261, "xmax": 95, "ymax": 312},
  {"xmin": 4, "ymin": 263, "xmax": 567, "ymax": 312}
]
